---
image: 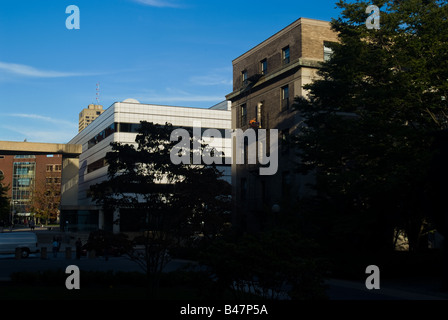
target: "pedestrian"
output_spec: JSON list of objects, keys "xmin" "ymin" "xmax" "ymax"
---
[
  {"xmin": 75, "ymin": 238, "xmax": 82, "ymax": 259},
  {"xmin": 29, "ymin": 219, "xmax": 35, "ymax": 231},
  {"xmin": 52, "ymin": 237, "xmax": 59, "ymax": 258}
]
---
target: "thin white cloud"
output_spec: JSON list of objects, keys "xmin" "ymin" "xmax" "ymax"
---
[
  {"xmin": 0, "ymin": 125, "xmax": 76, "ymax": 144},
  {"xmin": 128, "ymin": 88, "xmax": 225, "ymax": 104},
  {"xmin": 100, "ymin": 88, "xmax": 225, "ymax": 106},
  {"xmin": 190, "ymin": 75, "xmax": 232, "ymax": 86},
  {"xmin": 131, "ymin": 0, "xmax": 182, "ymax": 8},
  {"xmin": 6, "ymin": 113, "xmax": 77, "ymax": 129},
  {"xmin": 189, "ymin": 67, "xmax": 233, "ymax": 86},
  {"xmin": 0, "ymin": 113, "xmax": 78, "ymax": 143},
  {"xmin": 134, "ymin": 94, "xmax": 224, "ymax": 103},
  {"xmin": 0, "ymin": 61, "xmax": 99, "ymax": 78}
]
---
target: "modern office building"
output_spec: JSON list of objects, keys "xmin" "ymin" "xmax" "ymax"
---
[
  {"xmin": 79, "ymin": 104, "xmax": 104, "ymax": 132},
  {"xmin": 225, "ymin": 18, "xmax": 339, "ymax": 232},
  {"xmin": 61, "ymin": 99, "xmax": 232, "ymax": 232},
  {"xmin": 0, "ymin": 154, "xmax": 63, "ymax": 224}
]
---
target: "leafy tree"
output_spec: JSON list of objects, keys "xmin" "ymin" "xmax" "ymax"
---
[
  {"xmin": 90, "ymin": 121, "xmax": 231, "ymax": 295},
  {"xmin": 294, "ymin": 0, "xmax": 448, "ymax": 253},
  {"xmin": 30, "ymin": 179, "xmax": 60, "ymax": 225},
  {"xmin": 0, "ymin": 174, "xmax": 10, "ymax": 224}
]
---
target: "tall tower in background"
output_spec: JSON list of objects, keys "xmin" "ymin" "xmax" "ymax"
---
[{"xmin": 78, "ymin": 104, "xmax": 104, "ymax": 132}]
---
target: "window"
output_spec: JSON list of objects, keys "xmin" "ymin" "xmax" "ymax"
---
[
  {"xmin": 17, "ymin": 178, "xmax": 30, "ymax": 186},
  {"xmin": 240, "ymin": 104, "xmax": 247, "ymax": 127},
  {"xmin": 324, "ymin": 42, "xmax": 334, "ymax": 61},
  {"xmin": 256, "ymin": 102, "xmax": 263, "ymax": 128},
  {"xmin": 117, "ymin": 123, "xmax": 140, "ymax": 133},
  {"xmin": 282, "ymin": 46, "xmax": 290, "ymax": 64},
  {"xmin": 242, "ymin": 70, "xmax": 248, "ymax": 86},
  {"xmin": 46, "ymin": 165, "xmax": 53, "ymax": 172},
  {"xmin": 87, "ymin": 123, "xmax": 116, "ymax": 149},
  {"xmin": 55, "ymin": 165, "xmax": 62, "ymax": 172},
  {"xmin": 260, "ymin": 59, "xmax": 267, "ymax": 75},
  {"xmin": 281, "ymin": 85, "xmax": 290, "ymax": 110},
  {"xmin": 87, "ymin": 158, "xmax": 107, "ymax": 174}
]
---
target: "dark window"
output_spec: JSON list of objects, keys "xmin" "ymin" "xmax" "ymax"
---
[
  {"xmin": 282, "ymin": 46, "xmax": 290, "ymax": 64},
  {"xmin": 242, "ymin": 70, "xmax": 248, "ymax": 86},
  {"xmin": 88, "ymin": 123, "xmax": 116, "ymax": 149},
  {"xmin": 281, "ymin": 85, "xmax": 290, "ymax": 110},
  {"xmin": 241, "ymin": 104, "xmax": 247, "ymax": 127},
  {"xmin": 118, "ymin": 123, "xmax": 141, "ymax": 133},
  {"xmin": 260, "ymin": 59, "xmax": 267, "ymax": 75},
  {"xmin": 87, "ymin": 158, "xmax": 107, "ymax": 174}
]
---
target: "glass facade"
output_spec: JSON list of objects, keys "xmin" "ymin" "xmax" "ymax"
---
[{"xmin": 12, "ymin": 162, "xmax": 36, "ymax": 215}]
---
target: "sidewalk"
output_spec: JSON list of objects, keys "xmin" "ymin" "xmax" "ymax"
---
[{"xmin": 1, "ymin": 226, "xmax": 88, "ymax": 252}]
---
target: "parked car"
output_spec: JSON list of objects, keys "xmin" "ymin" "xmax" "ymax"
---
[{"xmin": 0, "ymin": 232, "xmax": 39, "ymax": 258}]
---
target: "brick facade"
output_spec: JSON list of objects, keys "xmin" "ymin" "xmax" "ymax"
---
[
  {"xmin": 226, "ymin": 18, "xmax": 338, "ymax": 233},
  {"xmin": 0, "ymin": 154, "xmax": 62, "ymax": 223}
]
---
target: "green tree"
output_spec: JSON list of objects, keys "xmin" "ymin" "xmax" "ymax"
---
[
  {"xmin": 90, "ymin": 121, "xmax": 231, "ymax": 295},
  {"xmin": 30, "ymin": 179, "xmax": 60, "ymax": 225},
  {"xmin": 294, "ymin": 0, "xmax": 448, "ymax": 254}
]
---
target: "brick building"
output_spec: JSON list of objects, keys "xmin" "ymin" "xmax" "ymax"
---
[
  {"xmin": 0, "ymin": 154, "xmax": 62, "ymax": 225},
  {"xmin": 225, "ymin": 18, "xmax": 338, "ymax": 232}
]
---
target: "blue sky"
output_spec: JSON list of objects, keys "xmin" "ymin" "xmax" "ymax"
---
[{"xmin": 0, "ymin": 0, "xmax": 342, "ymax": 143}]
